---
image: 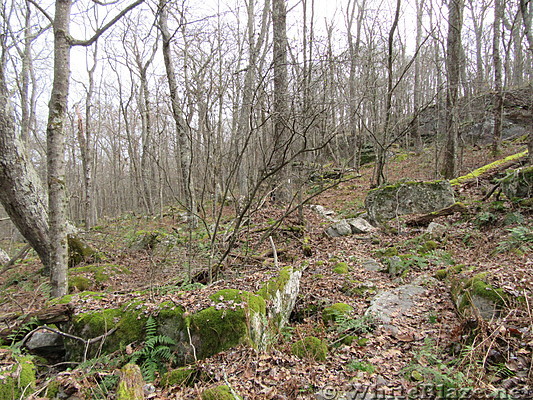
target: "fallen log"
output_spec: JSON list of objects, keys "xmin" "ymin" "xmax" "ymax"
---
[
  {"xmin": 0, "ymin": 303, "xmax": 74, "ymax": 342},
  {"xmin": 406, "ymin": 202, "xmax": 468, "ymax": 227}
]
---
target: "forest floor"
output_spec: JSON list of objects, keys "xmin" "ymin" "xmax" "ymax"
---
[{"xmin": 0, "ymin": 139, "xmax": 532, "ymax": 400}]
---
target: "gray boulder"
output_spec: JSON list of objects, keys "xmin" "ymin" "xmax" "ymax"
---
[
  {"xmin": 362, "ymin": 259, "xmax": 386, "ymax": 272},
  {"xmin": 501, "ymin": 166, "xmax": 533, "ymax": 199},
  {"xmin": 326, "ymin": 220, "xmax": 352, "ymax": 237},
  {"xmin": 310, "ymin": 204, "xmax": 336, "ymax": 221},
  {"xmin": 426, "ymin": 222, "xmax": 447, "ymax": 239},
  {"xmin": 347, "ymin": 217, "xmax": 376, "ymax": 234},
  {"xmin": 365, "ymin": 284, "xmax": 427, "ymax": 333},
  {"xmin": 0, "ymin": 248, "xmax": 9, "ymax": 265},
  {"xmin": 365, "ymin": 180, "xmax": 455, "ymax": 223}
]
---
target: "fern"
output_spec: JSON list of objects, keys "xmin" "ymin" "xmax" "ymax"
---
[
  {"xmin": 130, "ymin": 316, "xmax": 176, "ymax": 381},
  {"xmin": 496, "ymin": 226, "xmax": 533, "ymax": 254}
]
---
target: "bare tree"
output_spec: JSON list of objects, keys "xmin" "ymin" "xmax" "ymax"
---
[
  {"xmin": 492, "ymin": 0, "xmax": 503, "ymax": 156},
  {"xmin": 443, "ymin": 0, "xmax": 464, "ymax": 179},
  {"xmin": 272, "ymin": 0, "xmax": 290, "ymax": 202}
]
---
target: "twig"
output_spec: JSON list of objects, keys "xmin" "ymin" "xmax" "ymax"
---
[
  {"xmin": 21, "ymin": 325, "xmax": 117, "ymax": 348},
  {"xmin": 0, "ymin": 244, "xmax": 31, "ymax": 274},
  {"xmin": 269, "ymin": 236, "xmax": 278, "ymax": 268},
  {"xmin": 186, "ymin": 325, "xmax": 198, "ymax": 362}
]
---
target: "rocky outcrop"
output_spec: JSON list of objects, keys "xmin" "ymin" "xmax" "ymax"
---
[
  {"xmin": 326, "ymin": 217, "xmax": 376, "ymax": 237},
  {"xmin": 52, "ymin": 267, "xmax": 302, "ymax": 365},
  {"xmin": 365, "ymin": 284, "xmax": 427, "ymax": 334},
  {"xmin": 365, "ymin": 181, "xmax": 455, "ymax": 223}
]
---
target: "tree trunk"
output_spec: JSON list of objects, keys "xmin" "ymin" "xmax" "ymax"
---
[
  {"xmin": 492, "ymin": 0, "xmax": 503, "ymax": 156},
  {"xmin": 272, "ymin": 0, "xmax": 290, "ymax": 202},
  {"xmin": 158, "ymin": 0, "xmax": 197, "ymax": 227},
  {"xmin": 412, "ymin": 0, "xmax": 424, "ymax": 154},
  {"xmin": 443, "ymin": 0, "xmax": 464, "ymax": 179},
  {"xmin": 373, "ymin": 0, "xmax": 401, "ymax": 187},
  {"xmin": 46, "ymin": 0, "xmax": 72, "ymax": 298}
]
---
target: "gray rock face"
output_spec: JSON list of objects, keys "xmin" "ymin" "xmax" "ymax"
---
[
  {"xmin": 426, "ymin": 222, "xmax": 447, "ymax": 238},
  {"xmin": 26, "ymin": 329, "xmax": 65, "ymax": 360},
  {"xmin": 365, "ymin": 284, "xmax": 427, "ymax": 331},
  {"xmin": 326, "ymin": 217, "xmax": 376, "ymax": 237},
  {"xmin": 347, "ymin": 217, "xmax": 377, "ymax": 234},
  {"xmin": 326, "ymin": 220, "xmax": 352, "ymax": 237},
  {"xmin": 0, "ymin": 248, "xmax": 9, "ymax": 264},
  {"xmin": 362, "ymin": 259, "xmax": 386, "ymax": 272},
  {"xmin": 365, "ymin": 181, "xmax": 455, "ymax": 223},
  {"xmin": 501, "ymin": 166, "xmax": 533, "ymax": 199},
  {"xmin": 310, "ymin": 204, "xmax": 336, "ymax": 221},
  {"xmin": 26, "ymin": 330, "xmax": 63, "ymax": 350}
]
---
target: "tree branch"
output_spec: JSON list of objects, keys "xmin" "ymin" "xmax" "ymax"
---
[
  {"xmin": 26, "ymin": 0, "xmax": 53, "ymax": 24},
  {"xmin": 70, "ymin": 0, "xmax": 145, "ymax": 47}
]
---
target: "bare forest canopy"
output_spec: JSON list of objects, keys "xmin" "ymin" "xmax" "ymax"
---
[{"xmin": 0, "ymin": 0, "xmax": 531, "ymax": 227}]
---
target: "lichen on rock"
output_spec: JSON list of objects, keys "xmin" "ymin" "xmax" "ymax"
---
[{"xmin": 365, "ymin": 180, "xmax": 455, "ymax": 223}]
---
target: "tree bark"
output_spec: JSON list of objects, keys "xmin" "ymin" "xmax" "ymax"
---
[
  {"xmin": 272, "ymin": 0, "xmax": 290, "ymax": 202},
  {"xmin": 491, "ymin": 0, "xmax": 503, "ymax": 156},
  {"xmin": 0, "ymin": 44, "xmax": 51, "ymax": 270},
  {"xmin": 158, "ymin": 0, "xmax": 197, "ymax": 227},
  {"xmin": 442, "ymin": 0, "xmax": 464, "ymax": 179},
  {"xmin": 46, "ymin": 0, "xmax": 72, "ymax": 298}
]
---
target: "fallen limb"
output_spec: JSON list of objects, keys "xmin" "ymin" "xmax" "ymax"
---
[{"xmin": 406, "ymin": 202, "xmax": 468, "ymax": 226}]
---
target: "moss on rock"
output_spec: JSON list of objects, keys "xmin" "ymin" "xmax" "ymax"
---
[
  {"xmin": 322, "ymin": 303, "xmax": 354, "ymax": 324},
  {"xmin": 292, "ymin": 336, "xmax": 328, "ymax": 362},
  {"xmin": 69, "ymin": 276, "xmax": 92, "ymax": 292},
  {"xmin": 68, "ymin": 235, "xmax": 100, "ymax": 267},
  {"xmin": 68, "ymin": 306, "xmax": 146, "ymax": 360},
  {"xmin": 161, "ymin": 367, "xmax": 200, "ymax": 387},
  {"xmin": 257, "ymin": 266, "xmax": 292, "ymax": 300},
  {"xmin": 332, "ymin": 262, "xmax": 349, "ymax": 274},
  {"xmin": 201, "ymin": 385, "xmax": 241, "ymax": 400},
  {"xmin": 210, "ymin": 289, "xmax": 266, "ymax": 315},
  {"xmin": 188, "ymin": 306, "xmax": 248, "ymax": 360},
  {"xmin": 452, "ymin": 273, "xmax": 508, "ymax": 320},
  {"xmin": 0, "ymin": 354, "xmax": 36, "ymax": 400}
]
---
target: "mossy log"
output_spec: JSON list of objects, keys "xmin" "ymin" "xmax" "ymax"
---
[
  {"xmin": 405, "ymin": 202, "xmax": 468, "ymax": 226},
  {"xmin": 0, "ymin": 303, "xmax": 74, "ymax": 343}
]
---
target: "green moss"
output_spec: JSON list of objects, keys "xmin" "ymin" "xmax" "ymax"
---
[
  {"xmin": 374, "ymin": 247, "xmax": 398, "ymax": 257},
  {"xmin": 45, "ymin": 379, "xmax": 60, "ymax": 398},
  {"xmin": 69, "ymin": 276, "xmax": 92, "ymax": 292},
  {"xmin": 257, "ymin": 266, "xmax": 292, "ymax": 300},
  {"xmin": 468, "ymin": 278, "xmax": 507, "ymax": 306},
  {"xmin": 292, "ymin": 336, "xmax": 328, "ymax": 362},
  {"xmin": 189, "ymin": 306, "xmax": 248, "ymax": 359},
  {"xmin": 434, "ymin": 269, "xmax": 448, "ymax": 280},
  {"xmin": 332, "ymin": 262, "xmax": 349, "ymax": 274},
  {"xmin": 0, "ymin": 354, "xmax": 36, "ymax": 400},
  {"xmin": 209, "ymin": 289, "xmax": 266, "ymax": 315},
  {"xmin": 69, "ymin": 306, "xmax": 146, "ymax": 359},
  {"xmin": 161, "ymin": 367, "xmax": 199, "ymax": 387},
  {"xmin": 117, "ymin": 363, "xmax": 144, "ymax": 400},
  {"xmin": 322, "ymin": 303, "xmax": 354, "ymax": 324},
  {"xmin": 201, "ymin": 385, "xmax": 241, "ymax": 400},
  {"xmin": 449, "ymin": 150, "xmax": 528, "ymax": 186},
  {"xmin": 68, "ymin": 235, "xmax": 100, "ymax": 267},
  {"xmin": 418, "ymin": 240, "xmax": 439, "ymax": 253},
  {"xmin": 69, "ymin": 264, "xmax": 131, "ymax": 288}
]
